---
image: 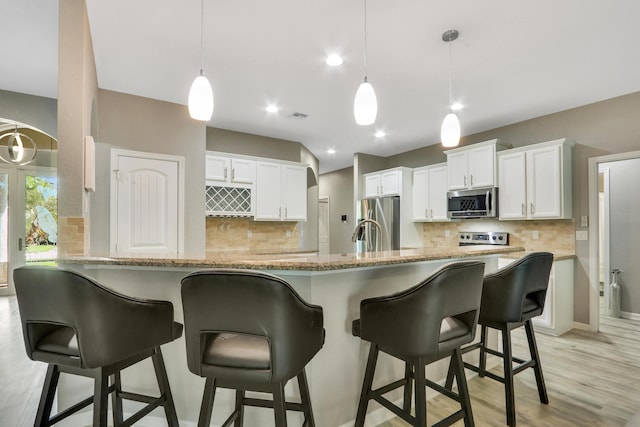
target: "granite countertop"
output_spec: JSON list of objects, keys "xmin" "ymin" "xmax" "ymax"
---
[
  {"xmin": 497, "ymin": 250, "xmax": 576, "ymax": 261},
  {"xmin": 59, "ymin": 245, "xmax": 526, "ymax": 272}
]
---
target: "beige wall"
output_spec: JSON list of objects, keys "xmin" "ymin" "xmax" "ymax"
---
[
  {"xmin": 57, "ymin": 0, "xmax": 98, "ymax": 255},
  {"xmin": 91, "ymin": 89, "xmax": 206, "ymax": 257},
  {"xmin": 0, "ymin": 89, "xmax": 57, "ymax": 138}
]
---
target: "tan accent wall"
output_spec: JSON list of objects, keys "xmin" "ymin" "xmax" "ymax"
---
[
  {"xmin": 421, "ymin": 219, "xmax": 575, "ymax": 253},
  {"xmin": 57, "ymin": 216, "xmax": 88, "ymax": 256},
  {"xmin": 206, "ymin": 218, "xmax": 300, "ymax": 253}
]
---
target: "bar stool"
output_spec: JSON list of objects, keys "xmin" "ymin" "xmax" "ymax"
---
[
  {"xmin": 352, "ymin": 260, "xmax": 485, "ymax": 427},
  {"xmin": 181, "ymin": 269, "xmax": 324, "ymax": 427},
  {"xmin": 447, "ymin": 252, "xmax": 553, "ymax": 427},
  {"xmin": 13, "ymin": 265, "xmax": 183, "ymax": 427}
]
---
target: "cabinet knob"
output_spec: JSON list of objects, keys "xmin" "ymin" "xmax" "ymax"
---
[
  {"xmin": 464, "ymin": 175, "xmax": 467, "ymax": 187},
  {"xmin": 530, "ymin": 203, "xmax": 534, "ymax": 215},
  {"xmin": 522, "ymin": 203, "xmax": 526, "ymax": 216},
  {"xmin": 224, "ymin": 167, "xmax": 228, "ymax": 179},
  {"xmin": 430, "ymin": 209, "xmax": 433, "ymax": 219},
  {"xmin": 470, "ymin": 174, "xmax": 473, "ymax": 186},
  {"xmin": 284, "ymin": 207, "xmax": 288, "ymax": 218},
  {"xmin": 231, "ymin": 168, "xmax": 235, "ymax": 180}
]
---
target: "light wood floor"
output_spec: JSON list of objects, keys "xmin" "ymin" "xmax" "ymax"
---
[
  {"xmin": 2, "ymin": 295, "xmax": 639, "ymax": 427},
  {"xmin": 378, "ymin": 308, "xmax": 640, "ymax": 427}
]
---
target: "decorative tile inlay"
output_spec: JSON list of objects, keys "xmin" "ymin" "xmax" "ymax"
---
[{"xmin": 206, "ymin": 217, "xmax": 300, "ymax": 252}]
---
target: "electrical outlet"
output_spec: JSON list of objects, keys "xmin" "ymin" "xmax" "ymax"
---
[
  {"xmin": 532, "ymin": 230, "xmax": 539, "ymax": 240},
  {"xmin": 445, "ymin": 230, "xmax": 450, "ymax": 237},
  {"xmin": 576, "ymin": 230, "xmax": 588, "ymax": 241},
  {"xmin": 286, "ymin": 230, "xmax": 291, "ymax": 238},
  {"xmin": 247, "ymin": 230, "xmax": 252, "ymax": 238}
]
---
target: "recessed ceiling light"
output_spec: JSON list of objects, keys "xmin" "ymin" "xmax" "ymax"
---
[
  {"xmin": 266, "ymin": 105, "xmax": 279, "ymax": 113},
  {"xmin": 451, "ymin": 102, "xmax": 464, "ymax": 111},
  {"xmin": 327, "ymin": 149, "xmax": 336, "ymax": 154},
  {"xmin": 326, "ymin": 54, "xmax": 343, "ymax": 66},
  {"xmin": 375, "ymin": 130, "xmax": 386, "ymax": 138}
]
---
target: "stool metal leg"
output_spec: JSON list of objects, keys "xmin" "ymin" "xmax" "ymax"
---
[
  {"xmin": 111, "ymin": 372, "xmax": 124, "ymax": 426},
  {"xmin": 234, "ymin": 390, "xmax": 245, "ymax": 427},
  {"xmin": 403, "ymin": 363, "xmax": 412, "ymax": 412},
  {"xmin": 93, "ymin": 369, "xmax": 109, "ymax": 427},
  {"xmin": 297, "ymin": 369, "xmax": 315, "ymax": 427},
  {"xmin": 151, "ymin": 348, "xmax": 179, "ymax": 427},
  {"xmin": 35, "ymin": 364, "xmax": 59, "ymax": 427},
  {"xmin": 413, "ymin": 358, "xmax": 427, "ymax": 427},
  {"xmin": 198, "ymin": 377, "xmax": 216, "ymax": 427},
  {"xmin": 524, "ymin": 320, "xmax": 549, "ymax": 404},
  {"xmin": 478, "ymin": 325, "xmax": 488, "ymax": 377},
  {"xmin": 273, "ymin": 383, "xmax": 288, "ymax": 427},
  {"xmin": 355, "ymin": 344, "xmax": 379, "ymax": 427},
  {"xmin": 501, "ymin": 328, "xmax": 516, "ymax": 427},
  {"xmin": 452, "ymin": 348, "xmax": 475, "ymax": 427}
]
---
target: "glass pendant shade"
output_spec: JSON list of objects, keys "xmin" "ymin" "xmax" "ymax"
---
[
  {"xmin": 354, "ymin": 79, "xmax": 377, "ymax": 125},
  {"xmin": 188, "ymin": 74, "xmax": 214, "ymax": 121},
  {"xmin": 441, "ymin": 112, "xmax": 461, "ymax": 147},
  {"xmin": 8, "ymin": 133, "xmax": 25, "ymax": 162}
]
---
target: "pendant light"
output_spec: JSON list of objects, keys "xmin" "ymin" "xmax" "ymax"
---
[
  {"xmin": 0, "ymin": 125, "xmax": 38, "ymax": 165},
  {"xmin": 353, "ymin": 0, "xmax": 377, "ymax": 126},
  {"xmin": 188, "ymin": 0, "xmax": 214, "ymax": 121},
  {"xmin": 441, "ymin": 29, "xmax": 461, "ymax": 148}
]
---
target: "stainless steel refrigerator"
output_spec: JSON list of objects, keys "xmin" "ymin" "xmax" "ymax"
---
[{"xmin": 353, "ymin": 196, "xmax": 400, "ymax": 253}]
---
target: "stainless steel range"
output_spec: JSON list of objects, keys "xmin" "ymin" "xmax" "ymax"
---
[{"xmin": 458, "ymin": 231, "xmax": 509, "ymax": 246}]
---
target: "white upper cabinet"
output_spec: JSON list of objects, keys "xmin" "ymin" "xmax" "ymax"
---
[
  {"xmin": 498, "ymin": 139, "xmax": 574, "ymax": 220},
  {"xmin": 445, "ymin": 139, "xmax": 508, "ymax": 190},
  {"xmin": 206, "ymin": 154, "xmax": 255, "ymax": 185},
  {"xmin": 364, "ymin": 169, "xmax": 402, "ymax": 197},
  {"xmin": 413, "ymin": 164, "xmax": 449, "ymax": 222},
  {"xmin": 255, "ymin": 161, "xmax": 307, "ymax": 221}
]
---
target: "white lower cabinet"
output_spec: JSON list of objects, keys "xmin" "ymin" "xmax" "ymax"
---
[
  {"xmin": 255, "ymin": 162, "xmax": 307, "ymax": 221},
  {"xmin": 498, "ymin": 256, "xmax": 574, "ymax": 336}
]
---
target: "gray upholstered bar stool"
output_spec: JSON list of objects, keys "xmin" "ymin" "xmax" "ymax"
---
[
  {"xmin": 352, "ymin": 260, "xmax": 485, "ymax": 427},
  {"xmin": 181, "ymin": 269, "xmax": 324, "ymax": 427},
  {"xmin": 13, "ymin": 265, "xmax": 183, "ymax": 427},
  {"xmin": 446, "ymin": 252, "xmax": 553, "ymax": 427}
]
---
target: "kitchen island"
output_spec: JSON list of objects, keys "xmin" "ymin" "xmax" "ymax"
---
[{"xmin": 58, "ymin": 245, "xmax": 523, "ymax": 427}]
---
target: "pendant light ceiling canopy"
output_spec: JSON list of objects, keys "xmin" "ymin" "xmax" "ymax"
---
[
  {"xmin": 188, "ymin": 0, "xmax": 214, "ymax": 121},
  {"xmin": 353, "ymin": 0, "xmax": 377, "ymax": 126},
  {"xmin": 441, "ymin": 29, "xmax": 461, "ymax": 148}
]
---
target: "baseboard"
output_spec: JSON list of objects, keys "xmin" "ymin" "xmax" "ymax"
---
[
  {"xmin": 621, "ymin": 311, "xmax": 640, "ymax": 321},
  {"xmin": 572, "ymin": 321, "xmax": 591, "ymax": 331}
]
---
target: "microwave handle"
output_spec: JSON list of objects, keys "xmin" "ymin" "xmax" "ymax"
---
[{"xmin": 486, "ymin": 190, "xmax": 491, "ymax": 211}]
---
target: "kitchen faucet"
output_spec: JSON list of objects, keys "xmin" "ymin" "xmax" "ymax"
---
[{"xmin": 351, "ymin": 218, "xmax": 383, "ymax": 252}]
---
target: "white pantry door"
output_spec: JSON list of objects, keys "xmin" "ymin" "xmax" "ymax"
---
[{"xmin": 110, "ymin": 150, "xmax": 183, "ymax": 257}]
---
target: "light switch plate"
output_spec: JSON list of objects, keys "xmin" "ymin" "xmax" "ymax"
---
[
  {"xmin": 581, "ymin": 216, "xmax": 589, "ymax": 227},
  {"xmin": 576, "ymin": 230, "xmax": 588, "ymax": 241}
]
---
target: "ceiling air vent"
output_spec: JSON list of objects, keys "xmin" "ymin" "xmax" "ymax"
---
[{"xmin": 289, "ymin": 112, "xmax": 308, "ymax": 119}]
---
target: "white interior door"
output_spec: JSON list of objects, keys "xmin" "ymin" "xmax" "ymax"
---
[
  {"xmin": 110, "ymin": 149, "xmax": 183, "ymax": 257},
  {"xmin": 319, "ymin": 198, "xmax": 329, "ymax": 255}
]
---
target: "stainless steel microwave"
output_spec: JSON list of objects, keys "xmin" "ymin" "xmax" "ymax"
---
[{"xmin": 447, "ymin": 187, "xmax": 498, "ymax": 219}]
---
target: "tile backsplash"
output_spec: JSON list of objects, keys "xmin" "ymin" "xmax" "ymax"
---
[
  {"xmin": 206, "ymin": 217, "xmax": 300, "ymax": 253},
  {"xmin": 421, "ymin": 219, "xmax": 575, "ymax": 253}
]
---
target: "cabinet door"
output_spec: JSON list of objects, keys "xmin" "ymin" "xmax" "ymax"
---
[
  {"xmin": 428, "ymin": 166, "xmax": 449, "ymax": 221},
  {"xmin": 282, "ymin": 165, "xmax": 307, "ymax": 221},
  {"xmin": 364, "ymin": 174, "xmax": 381, "ymax": 198},
  {"xmin": 205, "ymin": 155, "xmax": 229, "ymax": 182},
  {"xmin": 412, "ymin": 169, "xmax": 429, "ymax": 221},
  {"xmin": 498, "ymin": 151, "xmax": 527, "ymax": 219},
  {"xmin": 526, "ymin": 145, "xmax": 562, "ymax": 218},
  {"xmin": 255, "ymin": 162, "xmax": 282, "ymax": 220},
  {"xmin": 230, "ymin": 159, "xmax": 255, "ymax": 184},
  {"xmin": 447, "ymin": 151, "xmax": 468, "ymax": 190},
  {"xmin": 380, "ymin": 170, "xmax": 401, "ymax": 196},
  {"xmin": 533, "ymin": 264, "xmax": 555, "ymax": 329},
  {"xmin": 468, "ymin": 144, "xmax": 496, "ymax": 188}
]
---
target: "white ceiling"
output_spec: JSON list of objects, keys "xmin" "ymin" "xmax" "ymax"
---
[{"xmin": 2, "ymin": 0, "xmax": 640, "ymax": 173}]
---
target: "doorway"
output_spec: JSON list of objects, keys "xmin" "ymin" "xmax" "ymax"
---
[
  {"xmin": 0, "ymin": 167, "xmax": 57, "ymax": 296},
  {"xmin": 319, "ymin": 197, "xmax": 329, "ymax": 255},
  {"xmin": 589, "ymin": 150, "xmax": 640, "ymax": 330}
]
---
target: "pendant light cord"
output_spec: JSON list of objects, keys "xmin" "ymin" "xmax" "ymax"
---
[
  {"xmin": 447, "ymin": 34, "xmax": 453, "ymax": 112},
  {"xmin": 199, "ymin": 0, "xmax": 204, "ymax": 76},
  {"xmin": 363, "ymin": 0, "xmax": 368, "ymax": 81}
]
